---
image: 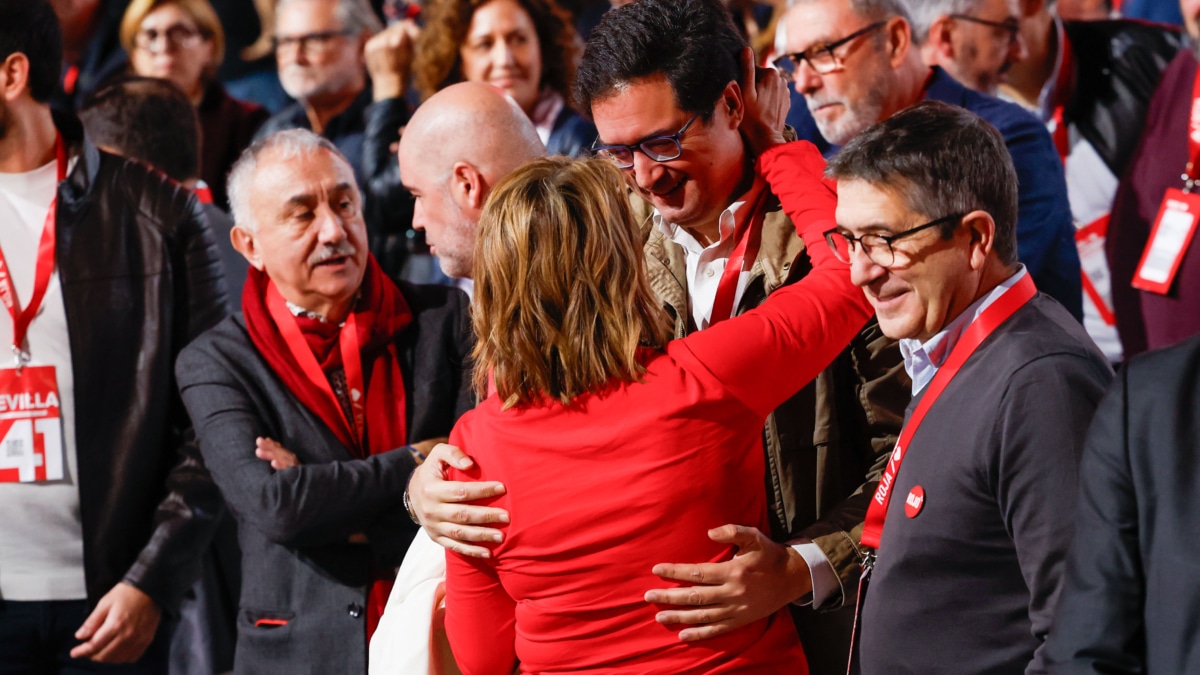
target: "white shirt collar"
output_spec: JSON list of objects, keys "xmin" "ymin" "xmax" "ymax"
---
[
  {"xmin": 653, "ymin": 198, "xmax": 749, "ymax": 255},
  {"xmin": 900, "ymin": 265, "xmax": 1028, "ymax": 395}
]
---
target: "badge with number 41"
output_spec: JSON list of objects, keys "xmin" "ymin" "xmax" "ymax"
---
[
  {"xmin": 0, "ymin": 365, "xmax": 64, "ymax": 483},
  {"xmin": 1133, "ymin": 188, "xmax": 1200, "ymax": 294}
]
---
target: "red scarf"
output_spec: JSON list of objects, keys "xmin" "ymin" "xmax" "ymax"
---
[{"xmin": 242, "ymin": 256, "xmax": 410, "ymax": 637}]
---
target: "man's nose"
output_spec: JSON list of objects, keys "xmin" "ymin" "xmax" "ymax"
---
[
  {"xmin": 849, "ymin": 246, "xmax": 886, "ymax": 288},
  {"xmin": 1008, "ymin": 31, "xmax": 1027, "ymax": 64},
  {"xmin": 315, "ymin": 206, "xmax": 349, "ymax": 243},
  {"xmin": 794, "ymin": 60, "xmax": 825, "ymax": 97},
  {"xmin": 630, "ymin": 151, "xmax": 668, "ymax": 194}
]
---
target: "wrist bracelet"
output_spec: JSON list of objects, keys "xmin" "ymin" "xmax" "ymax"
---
[{"xmin": 403, "ymin": 476, "xmax": 420, "ymax": 525}]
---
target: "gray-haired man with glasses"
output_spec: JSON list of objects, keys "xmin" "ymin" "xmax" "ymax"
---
[
  {"xmin": 827, "ymin": 99, "xmax": 1110, "ymax": 675},
  {"xmin": 907, "ymin": 0, "xmax": 1027, "ymax": 95},
  {"xmin": 779, "ymin": 0, "xmax": 1083, "ymax": 323}
]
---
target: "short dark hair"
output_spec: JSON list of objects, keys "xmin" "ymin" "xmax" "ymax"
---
[
  {"xmin": 574, "ymin": 0, "xmax": 746, "ymax": 121},
  {"xmin": 0, "ymin": 0, "xmax": 63, "ymax": 103},
  {"xmin": 79, "ymin": 77, "xmax": 200, "ymax": 183},
  {"xmin": 826, "ymin": 100, "xmax": 1019, "ymax": 264}
]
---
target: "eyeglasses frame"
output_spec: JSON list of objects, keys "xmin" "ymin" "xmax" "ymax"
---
[
  {"xmin": 771, "ymin": 20, "xmax": 888, "ymax": 80},
  {"xmin": 590, "ymin": 115, "xmax": 700, "ymax": 170},
  {"xmin": 273, "ymin": 29, "xmax": 355, "ymax": 56},
  {"xmin": 824, "ymin": 212, "xmax": 966, "ymax": 267},
  {"xmin": 948, "ymin": 14, "xmax": 1021, "ymax": 45},
  {"xmin": 134, "ymin": 23, "xmax": 207, "ymax": 53}
]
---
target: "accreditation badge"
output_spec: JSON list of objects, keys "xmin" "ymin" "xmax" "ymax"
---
[
  {"xmin": 0, "ymin": 365, "xmax": 64, "ymax": 483},
  {"xmin": 1133, "ymin": 188, "xmax": 1200, "ymax": 295}
]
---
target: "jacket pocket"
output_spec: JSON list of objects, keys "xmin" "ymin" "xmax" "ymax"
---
[{"xmin": 237, "ymin": 608, "xmax": 295, "ymax": 663}]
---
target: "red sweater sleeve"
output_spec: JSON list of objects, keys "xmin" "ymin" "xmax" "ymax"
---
[
  {"xmin": 444, "ymin": 549, "xmax": 517, "ymax": 675},
  {"xmin": 670, "ymin": 141, "xmax": 873, "ymax": 418},
  {"xmin": 758, "ymin": 140, "xmax": 841, "ymax": 265}
]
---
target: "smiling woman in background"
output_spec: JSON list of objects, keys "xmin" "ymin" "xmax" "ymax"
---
[
  {"xmin": 413, "ymin": 0, "xmax": 596, "ymax": 156},
  {"xmin": 121, "ymin": 0, "xmax": 268, "ymax": 208}
]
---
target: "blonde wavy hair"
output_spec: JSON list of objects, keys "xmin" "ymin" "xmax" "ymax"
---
[{"xmin": 472, "ymin": 157, "xmax": 672, "ymax": 408}]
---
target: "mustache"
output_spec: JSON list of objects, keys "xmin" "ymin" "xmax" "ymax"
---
[{"xmin": 308, "ymin": 242, "xmax": 357, "ymax": 265}]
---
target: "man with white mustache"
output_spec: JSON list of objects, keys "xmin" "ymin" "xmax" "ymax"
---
[
  {"xmin": 776, "ymin": 0, "xmax": 1084, "ymax": 321},
  {"xmin": 174, "ymin": 129, "xmax": 473, "ymax": 674}
]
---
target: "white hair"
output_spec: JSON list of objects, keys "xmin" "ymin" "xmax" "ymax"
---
[
  {"xmin": 903, "ymin": 0, "xmax": 980, "ymax": 42},
  {"xmin": 227, "ymin": 129, "xmax": 354, "ymax": 233},
  {"xmin": 788, "ymin": 0, "xmax": 912, "ymax": 23},
  {"xmin": 276, "ymin": 0, "xmax": 383, "ymax": 35}
]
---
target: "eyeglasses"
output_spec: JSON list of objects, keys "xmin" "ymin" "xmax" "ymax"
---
[
  {"xmin": 273, "ymin": 29, "xmax": 354, "ymax": 56},
  {"xmin": 949, "ymin": 14, "xmax": 1021, "ymax": 45},
  {"xmin": 771, "ymin": 21, "xmax": 887, "ymax": 80},
  {"xmin": 590, "ymin": 116, "xmax": 699, "ymax": 169},
  {"xmin": 134, "ymin": 24, "xmax": 205, "ymax": 53},
  {"xmin": 824, "ymin": 213, "xmax": 964, "ymax": 267}
]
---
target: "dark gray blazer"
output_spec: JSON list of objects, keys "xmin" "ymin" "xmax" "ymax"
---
[
  {"xmin": 1045, "ymin": 333, "xmax": 1200, "ymax": 674},
  {"xmin": 176, "ymin": 281, "xmax": 473, "ymax": 675}
]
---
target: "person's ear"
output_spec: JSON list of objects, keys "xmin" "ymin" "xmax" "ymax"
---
[
  {"xmin": 887, "ymin": 17, "xmax": 914, "ymax": 68},
  {"xmin": 926, "ymin": 15, "xmax": 957, "ymax": 59},
  {"xmin": 961, "ymin": 209, "xmax": 996, "ymax": 270},
  {"xmin": 720, "ymin": 79, "xmax": 745, "ymax": 129},
  {"xmin": 231, "ymin": 225, "xmax": 264, "ymax": 270},
  {"xmin": 451, "ymin": 161, "xmax": 487, "ymax": 211},
  {"xmin": 0, "ymin": 53, "xmax": 31, "ymax": 104}
]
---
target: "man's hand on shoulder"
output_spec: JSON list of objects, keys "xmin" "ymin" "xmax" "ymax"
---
[
  {"xmin": 644, "ymin": 524, "xmax": 813, "ymax": 641},
  {"xmin": 71, "ymin": 582, "xmax": 162, "ymax": 663},
  {"xmin": 408, "ymin": 443, "xmax": 510, "ymax": 558}
]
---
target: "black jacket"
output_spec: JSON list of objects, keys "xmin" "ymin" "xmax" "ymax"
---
[
  {"xmin": 176, "ymin": 282, "xmax": 473, "ymax": 674},
  {"xmin": 1062, "ymin": 19, "xmax": 1183, "ymax": 177},
  {"xmin": 54, "ymin": 113, "xmax": 230, "ymax": 614},
  {"xmin": 1045, "ymin": 334, "xmax": 1200, "ymax": 674}
]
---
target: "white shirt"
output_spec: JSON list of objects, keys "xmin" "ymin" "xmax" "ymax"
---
[
  {"xmin": 653, "ymin": 199, "xmax": 755, "ymax": 330},
  {"xmin": 794, "ymin": 266, "xmax": 1029, "ymax": 609},
  {"xmin": 0, "ymin": 154, "xmax": 86, "ymax": 600}
]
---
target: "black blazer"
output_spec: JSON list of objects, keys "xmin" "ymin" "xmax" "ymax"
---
[
  {"xmin": 176, "ymin": 281, "xmax": 473, "ymax": 675},
  {"xmin": 1045, "ymin": 333, "xmax": 1200, "ymax": 673}
]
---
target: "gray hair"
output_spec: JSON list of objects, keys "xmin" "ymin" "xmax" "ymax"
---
[
  {"xmin": 276, "ymin": 0, "xmax": 383, "ymax": 36},
  {"xmin": 902, "ymin": 0, "xmax": 978, "ymax": 43},
  {"xmin": 787, "ymin": 0, "xmax": 912, "ymax": 23},
  {"xmin": 826, "ymin": 100, "xmax": 1019, "ymax": 265},
  {"xmin": 227, "ymin": 129, "xmax": 354, "ymax": 233}
]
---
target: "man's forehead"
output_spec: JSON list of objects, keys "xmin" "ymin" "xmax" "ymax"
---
[
  {"xmin": 785, "ymin": 0, "xmax": 862, "ymax": 51},
  {"xmin": 835, "ymin": 180, "xmax": 913, "ymax": 232},
  {"xmin": 254, "ymin": 148, "xmax": 357, "ymax": 200},
  {"xmin": 277, "ymin": 0, "xmax": 339, "ymax": 31},
  {"xmin": 591, "ymin": 76, "xmax": 687, "ymax": 144}
]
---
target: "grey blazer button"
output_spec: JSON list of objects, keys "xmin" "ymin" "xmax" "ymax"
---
[{"xmin": 348, "ymin": 603, "xmax": 363, "ymax": 618}]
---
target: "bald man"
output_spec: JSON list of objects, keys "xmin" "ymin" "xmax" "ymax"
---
[{"xmin": 398, "ymin": 82, "xmax": 547, "ymax": 279}]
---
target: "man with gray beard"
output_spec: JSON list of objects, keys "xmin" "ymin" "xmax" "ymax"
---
[{"xmin": 774, "ymin": 0, "xmax": 1083, "ymax": 319}]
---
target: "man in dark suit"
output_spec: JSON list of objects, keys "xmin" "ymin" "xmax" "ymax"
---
[
  {"xmin": 176, "ymin": 128, "xmax": 472, "ymax": 674},
  {"xmin": 1044, "ymin": 333, "xmax": 1200, "ymax": 673}
]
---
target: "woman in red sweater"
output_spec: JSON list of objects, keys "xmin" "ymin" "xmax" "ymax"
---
[{"xmin": 443, "ymin": 143, "xmax": 871, "ymax": 674}]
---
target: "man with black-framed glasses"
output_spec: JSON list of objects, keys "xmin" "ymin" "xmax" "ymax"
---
[
  {"xmin": 779, "ymin": 0, "xmax": 1084, "ymax": 325},
  {"xmin": 909, "ymin": 0, "xmax": 1027, "ymax": 95},
  {"xmin": 827, "ymin": 99, "xmax": 1110, "ymax": 675}
]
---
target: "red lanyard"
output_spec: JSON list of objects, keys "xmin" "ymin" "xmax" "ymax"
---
[
  {"xmin": 266, "ymin": 282, "xmax": 367, "ymax": 453},
  {"xmin": 1049, "ymin": 27, "xmax": 1075, "ymax": 165},
  {"xmin": 709, "ymin": 187, "xmax": 768, "ymax": 324},
  {"xmin": 859, "ymin": 273, "xmax": 1038, "ymax": 550},
  {"xmin": 1185, "ymin": 65, "xmax": 1200, "ymax": 189},
  {"xmin": 0, "ymin": 135, "xmax": 67, "ymax": 368}
]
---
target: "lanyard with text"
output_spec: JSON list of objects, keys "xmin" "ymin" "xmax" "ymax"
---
[
  {"xmin": 859, "ymin": 273, "xmax": 1038, "ymax": 550},
  {"xmin": 266, "ymin": 282, "xmax": 367, "ymax": 453},
  {"xmin": 709, "ymin": 188, "xmax": 769, "ymax": 325},
  {"xmin": 0, "ymin": 134, "xmax": 67, "ymax": 369},
  {"xmin": 1131, "ymin": 66, "xmax": 1200, "ymax": 294}
]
